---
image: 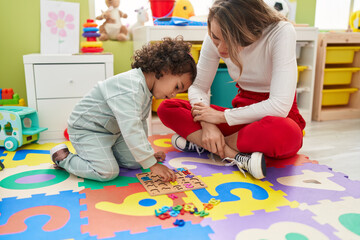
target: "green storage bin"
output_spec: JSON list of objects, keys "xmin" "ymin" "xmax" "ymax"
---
[{"xmin": 210, "ymin": 68, "xmax": 238, "ymax": 108}]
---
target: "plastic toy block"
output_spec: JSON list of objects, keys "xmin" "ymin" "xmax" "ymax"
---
[
  {"xmin": 2, "ymin": 88, "xmax": 14, "ymax": 99},
  {"xmin": 0, "ymin": 93, "xmax": 19, "ymax": 105},
  {"xmin": 0, "ymin": 88, "xmax": 2, "ymax": 99},
  {"xmin": 0, "ymin": 191, "xmax": 88, "ymax": 240}
]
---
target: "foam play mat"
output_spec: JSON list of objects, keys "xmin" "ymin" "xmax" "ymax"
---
[{"xmin": 1, "ymin": 134, "xmax": 360, "ymax": 239}]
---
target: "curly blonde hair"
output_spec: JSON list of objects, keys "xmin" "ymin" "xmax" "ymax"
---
[{"xmin": 131, "ymin": 36, "xmax": 197, "ymax": 82}]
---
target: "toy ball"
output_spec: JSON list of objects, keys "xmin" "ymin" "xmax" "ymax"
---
[{"xmin": 264, "ymin": 0, "xmax": 290, "ymax": 18}]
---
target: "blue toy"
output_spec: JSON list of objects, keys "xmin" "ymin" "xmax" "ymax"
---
[
  {"xmin": 0, "ymin": 106, "xmax": 48, "ymax": 151},
  {"xmin": 154, "ymin": 17, "xmax": 207, "ymax": 26}
]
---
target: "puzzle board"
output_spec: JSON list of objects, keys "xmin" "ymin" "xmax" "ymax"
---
[{"xmin": 136, "ymin": 168, "xmax": 207, "ymax": 196}]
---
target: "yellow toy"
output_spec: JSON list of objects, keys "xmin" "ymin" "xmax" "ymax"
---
[
  {"xmin": 172, "ymin": 0, "xmax": 194, "ymax": 19},
  {"xmin": 349, "ymin": 10, "xmax": 360, "ymax": 32}
]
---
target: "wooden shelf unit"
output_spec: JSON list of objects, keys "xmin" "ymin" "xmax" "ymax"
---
[{"xmin": 313, "ymin": 33, "xmax": 360, "ymax": 121}]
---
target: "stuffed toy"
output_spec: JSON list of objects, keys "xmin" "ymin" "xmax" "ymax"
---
[
  {"xmin": 128, "ymin": 7, "xmax": 149, "ymax": 40},
  {"xmin": 96, "ymin": 0, "xmax": 128, "ymax": 41}
]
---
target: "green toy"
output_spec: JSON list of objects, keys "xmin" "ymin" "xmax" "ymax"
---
[{"xmin": 0, "ymin": 106, "xmax": 48, "ymax": 151}]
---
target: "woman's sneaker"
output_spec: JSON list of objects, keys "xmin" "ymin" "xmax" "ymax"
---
[
  {"xmin": 223, "ymin": 152, "xmax": 266, "ymax": 179},
  {"xmin": 50, "ymin": 144, "xmax": 70, "ymax": 169},
  {"xmin": 171, "ymin": 134, "xmax": 205, "ymax": 155}
]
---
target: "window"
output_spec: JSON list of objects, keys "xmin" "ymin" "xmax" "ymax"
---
[{"xmin": 315, "ymin": 0, "xmax": 360, "ymax": 30}]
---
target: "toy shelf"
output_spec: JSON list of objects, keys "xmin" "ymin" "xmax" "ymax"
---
[
  {"xmin": 133, "ymin": 26, "xmax": 318, "ymax": 135},
  {"xmin": 313, "ymin": 33, "xmax": 360, "ymax": 121}
]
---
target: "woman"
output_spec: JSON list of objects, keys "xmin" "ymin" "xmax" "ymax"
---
[{"xmin": 158, "ymin": 0, "xmax": 305, "ymax": 179}]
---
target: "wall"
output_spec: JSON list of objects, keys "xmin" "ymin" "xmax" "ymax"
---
[
  {"xmin": 0, "ymin": 0, "xmax": 133, "ymax": 106},
  {"xmin": 296, "ymin": 0, "xmax": 317, "ymax": 26}
]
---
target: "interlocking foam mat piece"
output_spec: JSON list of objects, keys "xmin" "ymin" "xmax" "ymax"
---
[{"xmin": 1, "ymin": 134, "xmax": 360, "ymax": 240}]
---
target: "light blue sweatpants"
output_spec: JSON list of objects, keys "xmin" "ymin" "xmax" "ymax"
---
[{"xmin": 58, "ymin": 128, "xmax": 141, "ymax": 182}]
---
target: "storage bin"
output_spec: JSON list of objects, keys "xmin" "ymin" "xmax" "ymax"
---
[
  {"xmin": 322, "ymin": 88, "xmax": 358, "ymax": 106},
  {"xmin": 210, "ymin": 68, "xmax": 238, "ymax": 108},
  {"xmin": 325, "ymin": 46, "xmax": 360, "ymax": 64},
  {"xmin": 297, "ymin": 65, "xmax": 307, "ymax": 82},
  {"xmin": 190, "ymin": 44, "xmax": 202, "ymax": 63},
  {"xmin": 152, "ymin": 93, "xmax": 188, "ymax": 112},
  {"xmin": 190, "ymin": 44, "xmax": 224, "ymax": 64},
  {"xmin": 324, "ymin": 68, "xmax": 360, "ymax": 85},
  {"xmin": 296, "ymin": 41, "xmax": 308, "ymax": 59}
]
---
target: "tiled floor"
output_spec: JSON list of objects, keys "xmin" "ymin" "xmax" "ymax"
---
[{"xmin": 299, "ymin": 118, "xmax": 360, "ymax": 181}]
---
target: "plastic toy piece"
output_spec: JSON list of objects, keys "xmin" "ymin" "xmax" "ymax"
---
[
  {"xmin": 172, "ymin": 205, "xmax": 183, "ymax": 211},
  {"xmin": 2, "ymin": 88, "xmax": 14, "ymax": 99},
  {"xmin": 154, "ymin": 17, "xmax": 207, "ymax": 26},
  {"xmin": 0, "ymin": 89, "xmax": 26, "ymax": 106},
  {"xmin": 203, "ymin": 203, "xmax": 214, "ymax": 210},
  {"xmin": 167, "ymin": 194, "xmax": 178, "ymax": 199},
  {"xmin": 0, "ymin": 160, "xmax": 4, "ymax": 170},
  {"xmin": 158, "ymin": 212, "xmax": 171, "ymax": 220},
  {"xmin": 209, "ymin": 198, "xmax": 221, "ymax": 205},
  {"xmin": 0, "ymin": 106, "xmax": 47, "ymax": 151},
  {"xmin": 173, "ymin": 219, "xmax": 185, "ymax": 227},
  {"xmin": 169, "ymin": 210, "xmax": 180, "ymax": 217},
  {"xmin": 81, "ymin": 19, "xmax": 103, "ymax": 53}
]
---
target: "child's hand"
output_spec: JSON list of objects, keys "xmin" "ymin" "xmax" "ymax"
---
[
  {"xmin": 150, "ymin": 163, "xmax": 176, "ymax": 182},
  {"xmin": 154, "ymin": 151, "xmax": 166, "ymax": 162}
]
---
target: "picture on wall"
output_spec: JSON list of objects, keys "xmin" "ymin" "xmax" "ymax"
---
[{"xmin": 40, "ymin": 0, "xmax": 80, "ymax": 54}]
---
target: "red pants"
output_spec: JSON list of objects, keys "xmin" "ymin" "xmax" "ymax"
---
[{"xmin": 157, "ymin": 89, "xmax": 305, "ymax": 159}]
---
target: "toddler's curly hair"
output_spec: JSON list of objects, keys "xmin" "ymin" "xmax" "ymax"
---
[{"xmin": 131, "ymin": 36, "xmax": 197, "ymax": 82}]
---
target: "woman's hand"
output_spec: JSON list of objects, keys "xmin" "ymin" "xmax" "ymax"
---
[
  {"xmin": 154, "ymin": 151, "xmax": 166, "ymax": 162},
  {"xmin": 201, "ymin": 122, "xmax": 226, "ymax": 158},
  {"xmin": 150, "ymin": 163, "xmax": 176, "ymax": 182},
  {"xmin": 192, "ymin": 103, "xmax": 226, "ymax": 124}
]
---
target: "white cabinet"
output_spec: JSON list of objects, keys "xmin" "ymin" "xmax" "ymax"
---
[
  {"xmin": 23, "ymin": 54, "xmax": 113, "ymax": 140},
  {"xmin": 133, "ymin": 26, "xmax": 318, "ymax": 135}
]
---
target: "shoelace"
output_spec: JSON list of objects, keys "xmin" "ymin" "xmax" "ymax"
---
[
  {"xmin": 188, "ymin": 142, "xmax": 205, "ymax": 155},
  {"xmin": 222, "ymin": 157, "xmax": 247, "ymax": 177}
]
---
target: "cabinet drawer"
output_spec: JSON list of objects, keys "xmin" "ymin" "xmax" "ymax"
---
[
  {"xmin": 34, "ymin": 64, "xmax": 105, "ymax": 99},
  {"xmin": 37, "ymin": 98, "xmax": 80, "ymax": 139}
]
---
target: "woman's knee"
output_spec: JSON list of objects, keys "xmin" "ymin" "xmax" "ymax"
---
[
  {"xmin": 265, "ymin": 116, "xmax": 303, "ymax": 158},
  {"xmin": 157, "ymin": 99, "xmax": 176, "ymax": 118}
]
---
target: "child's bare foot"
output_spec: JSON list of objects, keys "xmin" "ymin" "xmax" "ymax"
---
[{"xmin": 154, "ymin": 151, "xmax": 166, "ymax": 162}]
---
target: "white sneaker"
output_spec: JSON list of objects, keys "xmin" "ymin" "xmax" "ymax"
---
[
  {"xmin": 223, "ymin": 152, "xmax": 266, "ymax": 179},
  {"xmin": 171, "ymin": 134, "xmax": 205, "ymax": 155}
]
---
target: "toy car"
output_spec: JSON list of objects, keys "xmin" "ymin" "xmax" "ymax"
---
[{"xmin": 0, "ymin": 106, "xmax": 48, "ymax": 151}]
